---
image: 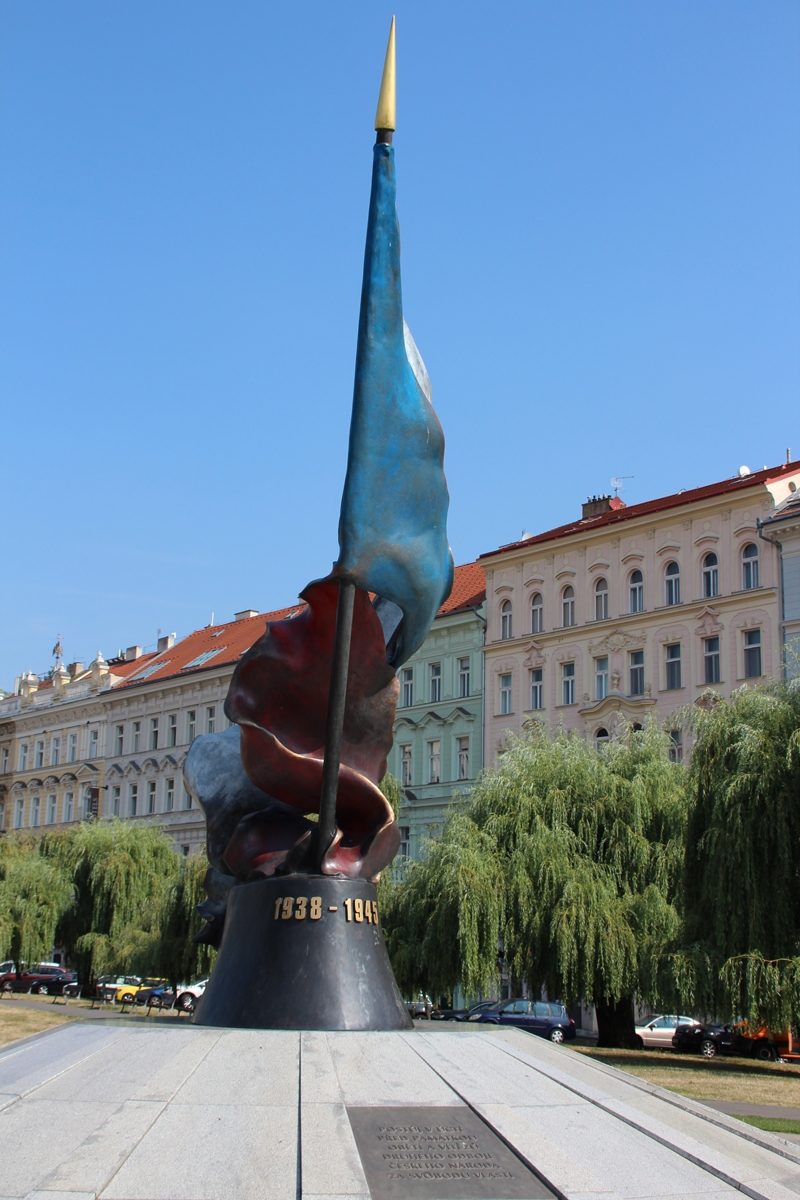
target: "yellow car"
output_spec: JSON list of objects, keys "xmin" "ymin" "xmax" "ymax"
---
[{"xmin": 115, "ymin": 977, "xmax": 167, "ymax": 1004}]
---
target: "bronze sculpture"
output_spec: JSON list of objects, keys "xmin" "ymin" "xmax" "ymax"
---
[{"xmin": 186, "ymin": 18, "xmax": 452, "ymax": 1029}]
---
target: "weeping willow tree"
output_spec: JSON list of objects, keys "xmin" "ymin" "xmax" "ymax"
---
[
  {"xmin": 0, "ymin": 833, "xmax": 72, "ymax": 970},
  {"xmin": 43, "ymin": 819, "xmax": 182, "ymax": 984},
  {"xmin": 146, "ymin": 850, "xmax": 215, "ymax": 995},
  {"xmin": 384, "ymin": 723, "xmax": 688, "ymax": 1046},
  {"xmin": 680, "ymin": 678, "xmax": 800, "ymax": 1028}
]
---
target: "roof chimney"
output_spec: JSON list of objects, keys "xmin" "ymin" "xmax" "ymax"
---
[
  {"xmin": 581, "ymin": 494, "xmax": 626, "ymax": 521},
  {"xmin": 125, "ymin": 645, "xmax": 143, "ymax": 661},
  {"xmin": 235, "ymin": 609, "xmax": 259, "ymax": 621},
  {"xmin": 67, "ymin": 662, "xmax": 83, "ymax": 677},
  {"xmin": 157, "ymin": 632, "xmax": 176, "ymax": 653}
]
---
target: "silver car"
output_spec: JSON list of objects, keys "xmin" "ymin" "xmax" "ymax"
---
[{"xmin": 635, "ymin": 1014, "xmax": 700, "ymax": 1048}]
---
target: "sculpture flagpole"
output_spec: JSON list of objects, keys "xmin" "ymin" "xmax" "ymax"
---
[{"xmin": 314, "ymin": 18, "xmax": 397, "ymax": 872}]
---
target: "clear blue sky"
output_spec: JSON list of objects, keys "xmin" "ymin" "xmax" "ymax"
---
[{"xmin": 2, "ymin": 1, "xmax": 798, "ymax": 688}]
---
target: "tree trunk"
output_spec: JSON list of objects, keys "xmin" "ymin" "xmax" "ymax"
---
[{"xmin": 595, "ymin": 995, "xmax": 638, "ymax": 1048}]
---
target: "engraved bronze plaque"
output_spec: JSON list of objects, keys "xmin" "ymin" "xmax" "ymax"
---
[{"xmin": 346, "ymin": 1106, "xmax": 555, "ymax": 1200}]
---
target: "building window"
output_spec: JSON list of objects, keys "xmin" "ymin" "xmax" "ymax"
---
[
  {"xmin": 594, "ymin": 578, "xmax": 609, "ymax": 622},
  {"xmin": 401, "ymin": 669, "xmax": 413, "ymax": 707},
  {"xmin": 187, "ymin": 711, "xmax": 196, "ymax": 743},
  {"xmin": 30, "ymin": 795, "xmax": 40, "ymax": 827},
  {"xmin": 500, "ymin": 600, "xmax": 513, "ymax": 640},
  {"xmin": 400, "ymin": 745, "xmax": 412, "ymax": 787},
  {"xmin": 668, "ymin": 730, "xmax": 683, "ymax": 763},
  {"xmin": 132, "ymin": 721, "xmax": 141, "ymax": 753},
  {"xmin": 84, "ymin": 786, "xmax": 94, "ymax": 820},
  {"xmin": 46, "ymin": 794, "xmax": 56, "ymax": 825},
  {"xmin": 49, "ymin": 737, "xmax": 60, "ymax": 767},
  {"xmin": 429, "ymin": 662, "xmax": 441, "ymax": 703},
  {"xmin": 532, "ymin": 592, "xmax": 544, "ymax": 638},
  {"xmin": 562, "ymin": 662, "xmax": 575, "ymax": 706},
  {"xmin": 89, "ymin": 730, "xmax": 98, "ymax": 758},
  {"xmin": 595, "ymin": 656, "xmax": 609, "ymax": 701},
  {"xmin": 19, "ymin": 743, "xmax": 28, "ymax": 771},
  {"xmin": 428, "ymin": 740, "xmax": 441, "ymax": 784},
  {"xmin": 206, "ymin": 706, "xmax": 216, "ymax": 735},
  {"xmin": 168, "ymin": 714, "xmax": 177, "ymax": 747},
  {"xmin": 500, "ymin": 673, "xmax": 513, "ymax": 715},
  {"xmin": 530, "ymin": 668, "xmax": 543, "ymax": 710},
  {"xmin": 129, "ymin": 784, "xmax": 138, "ymax": 818},
  {"xmin": 1, "ymin": 748, "xmax": 7, "ymax": 773},
  {"xmin": 744, "ymin": 628, "xmax": 762, "ymax": 678},
  {"xmin": 595, "ymin": 727, "xmax": 609, "ymax": 746},
  {"xmin": 703, "ymin": 552, "xmax": 719, "ymax": 599},
  {"xmin": 704, "ymin": 636, "xmax": 721, "ymax": 684},
  {"xmin": 562, "ymin": 586, "xmax": 575, "ymax": 628},
  {"xmin": 115, "ymin": 725, "xmax": 124, "ymax": 756},
  {"xmin": 399, "ymin": 826, "xmax": 410, "ymax": 859},
  {"xmin": 630, "ymin": 649, "xmax": 644, "ymax": 696},
  {"xmin": 629, "ymin": 570, "xmax": 644, "ymax": 613},
  {"xmin": 665, "ymin": 643, "xmax": 682, "ymax": 690},
  {"xmin": 165, "ymin": 778, "xmax": 174, "ymax": 811},
  {"xmin": 14, "ymin": 798, "xmax": 24, "ymax": 829},
  {"xmin": 457, "ymin": 657, "xmax": 470, "ymax": 698},
  {"xmin": 147, "ymin": 780, "xmax": 156, "ymax": 814},
  {"xmin": 742, "ymin": 543, "xmax": 759, "ymax": 590},
  {"xmin": 150, "ymin": 718, "xmax": 159, "ymax": 750},
  {"xmin": 457, "ymin": 736, "xmax": 469, "ymax": 780},
  {"xmin": 68, "ymin": 734, "xmax": 77, "ymax": 763},
  {"xmin": 665, "ymin": 561, "xmax": 681, "ymax": 606},
  {"xmin": 184, "ymin": 789, "xmax": 192, "ymax": 810},
  {"xmin": 64, "ymin": 792, "xmax": 74, "ymax": 822},
  {"xmin": 35, "ymin": 740, "xmax": 44, "ymax": 769},
  {"xmin": 0, "ymin": 803, "xmax": 4, "ymax": 831},
  {"xmin": 112, "ymin": 786, "xmax": 120, "ymax": 816}
]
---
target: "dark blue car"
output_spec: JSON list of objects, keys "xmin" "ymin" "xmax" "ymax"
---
[{"xmin": 474, "ymin": 999, "xmax": 577, "ymax": 1043}]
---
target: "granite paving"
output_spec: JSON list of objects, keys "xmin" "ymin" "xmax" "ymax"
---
[{"xmin": 1, "ymin": 1022, "xmax": 800, "ymax": 1199}]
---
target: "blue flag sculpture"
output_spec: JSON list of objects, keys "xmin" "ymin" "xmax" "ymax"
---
[
  {"xmin": 336, "ymin": 140, "xmax": 454, "ymax": 668},
  {"xmin": 190, "ymin": 18, "xmax": 452, "ymax": 898}
]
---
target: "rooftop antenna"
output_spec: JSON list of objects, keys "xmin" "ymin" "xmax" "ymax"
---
[{"xmin": 611, "ymin": 475, "xmax": 633, "ymax": 497}]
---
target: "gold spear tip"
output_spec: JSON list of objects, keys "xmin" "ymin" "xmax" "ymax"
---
[{"xmin": 374, "ymin": 16, "xmax": 396, "ymax": 136}]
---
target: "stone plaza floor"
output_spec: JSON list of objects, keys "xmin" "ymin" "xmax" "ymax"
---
[{"xmin": 3, "ymin": 1020, "xmax": 800, "ymax": 1199}]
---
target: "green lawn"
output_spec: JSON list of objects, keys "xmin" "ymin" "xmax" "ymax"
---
[
  {"xmin": 576, "ymin": 1046, "xmax": 800, "ymax": 1106},
  {"xmin": 740, "ymin": 1116, "xmax": 800, "ymax": 1134}
]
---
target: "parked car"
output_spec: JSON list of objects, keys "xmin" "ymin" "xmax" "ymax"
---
[
  {"xmin": 115, "ymin": 978, "xmax": 162, "ymax": 1004},
  {"xmin": 0, "ymin": 965, "xmax": 75, "ymax": 996},
  {"xmin": 673, "ymin": 1021, "xmax": 781, "ymax": 1061},
  {"xmin": 175, "ymin": 979, "xmax": 209, "ymax": 1013},
  {"xmin": 63, "ymin": 974, "xmax": 142, "ymax": 1001},
  {"xmin": 406, "ymin": 994, "xmax": 434, "ymax": 1019},
  {"xmin": 433, "ymin": 999, "xmax": 500, "ymax": 1022},
  {"xmin": 134, "ymin": 984, "xmax": 176, "ymax": 1009},
  {"xmin": 634, "ymin": 1015, "xmax": 700, "ymax": 1049},
  {"xmin": 475, "ymin": 999, "xmax": 577, "ymax": 1043}
]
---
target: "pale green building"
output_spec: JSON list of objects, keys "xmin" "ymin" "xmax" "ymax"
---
[{"xmin": 389, "ymin": 562, "xmax": 486, "ymax": 868}]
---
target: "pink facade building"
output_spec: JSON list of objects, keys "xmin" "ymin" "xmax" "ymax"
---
[{"xmin": 479, "ymin": 460, "xmax": 800, "ymax": 767}]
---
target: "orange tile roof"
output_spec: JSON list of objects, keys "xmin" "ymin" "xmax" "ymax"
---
[
  {"xmin": 109, "ymin": 654, "xmax": 157, "ymax": 680},
  {"xmin": 113, "ymin": 566, "xmax": 485, "ymax": 692},
  {"xmin": 479, "ymin": 460, "xmax": 800, "ymax": 561},
  {"xmin": 438, "ymin": 561, "xmax": 486, "ymax": 616},
  {"xmin": 114, "ymin": 605, "xmax": 303, "ymax": 689}
]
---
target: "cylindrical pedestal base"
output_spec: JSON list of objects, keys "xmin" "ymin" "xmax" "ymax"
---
[{"xmin": 193, "ymin": 875, "xmax": 412, "ymax": 1030}]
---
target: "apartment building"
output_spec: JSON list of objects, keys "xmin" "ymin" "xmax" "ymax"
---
[
  {"xmin": 0, "ymin": 568, "xmax": 486, "ymax": 857},
  {"xmin": 389, "ymin": 561, "xmax": 485, "ymax": 866},
  {"xmin": 762, "ymin": 481, "xmax": 800, "ymax": 676},
  {"xmin": 0, "ymin": 607, "xmax": 300, "ymax": 850},
  {"xmin": 479, "ymin": 459, "xmax": 800, "ymax": 766}
]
